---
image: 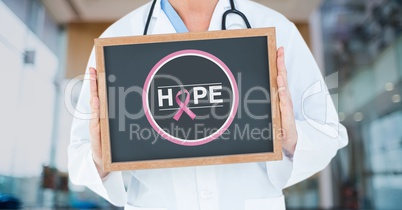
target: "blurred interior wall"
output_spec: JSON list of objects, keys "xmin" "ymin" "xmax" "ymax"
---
[
  {"xmin": 0, "ymin": 0, "xmax": 64, "ymax": 207},
  {"xmin": 320, "ymin": 0, "xmax": 402, "ymax": 209},
  {"xmin": 65, "ymin": 23, "xmax": 112, "ymax": 78},
  {"xmin": 0, "ymin": 0, "xmax": 59, "ymax": 178},
  {"xmin": 295, "ymin": 22, "xmax": 311, "ymax": 49}
]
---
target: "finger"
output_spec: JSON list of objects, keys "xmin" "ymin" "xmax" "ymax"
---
[
  {"xmin": 90, "ymin": 96, "xmax": 100, "ymax": 130},
  {"xmin": 277, "ymin": 47, "xmax": 287, "ymax": 82},
  {"xmin": 90, "ymin": 96, "xmax": 101, "ymax": 151},
  {"xmin": 89, "ymin": 96, "xmax": 103, "ymax": 164},
  {"xmin": 277, "ymin": 75, "xmax": 295, "ymax": 138},
  {"xmin": 89, "ymin": 67, "xmax": 98, "ymax": 104},
  {"xmin": 277, "ymin": 74, "xmax": 286, "ymax": 94},
  {"xmin": 89, "ymin": 66, "xmax": 97, "ymax": 77},
  {"xmin": 277, "ymin": 75, "xmax": 290, "ymax": 101}
]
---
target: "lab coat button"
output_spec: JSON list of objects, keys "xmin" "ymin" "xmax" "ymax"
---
[{"xmin": 200, "ymin": 190, "xmax": 213, "ymax": 199}]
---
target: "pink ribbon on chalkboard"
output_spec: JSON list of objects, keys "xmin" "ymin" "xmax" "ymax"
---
[{"xmin": 173, "ymin": 89, "xmax": 196, "ymax": 121}]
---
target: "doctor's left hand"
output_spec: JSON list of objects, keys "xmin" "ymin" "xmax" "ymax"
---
[
  {"xmin": 89, "ymin": 67, "xmax": 109, "ymax": 179},
  {"xmin": 276, "ymin": 47, "xmax": 297, "ymax": 155}
]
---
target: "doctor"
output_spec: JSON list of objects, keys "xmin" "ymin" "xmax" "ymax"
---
[{"xmin": 68, "ymin": 0, "xmax": 348, "ymax": 209}]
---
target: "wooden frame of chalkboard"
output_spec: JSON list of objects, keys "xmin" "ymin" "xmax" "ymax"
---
[{"xmin": 95, "ymin": 27, "xmax": 282, "ymax": 172}]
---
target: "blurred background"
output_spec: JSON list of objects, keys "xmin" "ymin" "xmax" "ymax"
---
[{"xmin": 0, "ymin": 0, "xmax": 401, "ymax": 209}]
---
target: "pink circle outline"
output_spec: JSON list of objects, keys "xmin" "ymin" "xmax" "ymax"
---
[{"xmin": 142, "ymin": 49, "xmax": 239, "ymax": 146}]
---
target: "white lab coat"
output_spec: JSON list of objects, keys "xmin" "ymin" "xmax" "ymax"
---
[{"xmin": 68, "ymin": 0, "xmax": 349, "ymax": 209}]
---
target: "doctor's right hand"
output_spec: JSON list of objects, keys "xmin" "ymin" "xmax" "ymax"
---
[{"xmin": 89, "ymin": 67, "xmax": 109, "ymax": 179}]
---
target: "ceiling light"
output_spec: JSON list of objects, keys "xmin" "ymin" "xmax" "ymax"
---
[
  {"xmin": 385, "ymin": 82, "xmax": 394, "ymax": 91},
  {"xmin": 353, "ymin": 112, "xmax": 364, "ymax": 122},
  {"xmin": 392, "ymin": 94, "xmax": 401, "ymax": 103},
  {"xmin": 338, "ymin": 112, "xmax": 345, "ymax": 122}
]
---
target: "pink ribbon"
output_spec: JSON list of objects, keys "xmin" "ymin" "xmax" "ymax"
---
[{"xmin": 173, "ymin": 89, "xmax": 196, "ymax": 121}]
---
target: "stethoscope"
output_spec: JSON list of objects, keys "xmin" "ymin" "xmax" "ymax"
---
[{"xmin": 143, "ymin": 0, "xmax": 252, "ymax": 35}]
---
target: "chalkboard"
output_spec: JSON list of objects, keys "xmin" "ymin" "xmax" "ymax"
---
[{"xmin": 95, "ymin": 28, "xmax": 282, "ymax": 172}]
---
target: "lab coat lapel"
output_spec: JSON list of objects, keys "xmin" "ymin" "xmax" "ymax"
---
[
  {"xmin": 212, "ymin": 0, "xmax": 251, "ymax": 30},
  {"xmin": 149, "ymin": 0, "xmax": 177, "ymax": 35},
  {"xmin": 208, "ymin": 0, "xmax": 232, "ymax": 31}
]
